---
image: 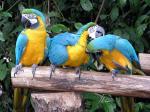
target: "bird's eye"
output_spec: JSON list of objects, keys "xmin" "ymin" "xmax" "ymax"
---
[{"xmin": 96, "ymin": 31, "xmax": 101, "ymax": 33}]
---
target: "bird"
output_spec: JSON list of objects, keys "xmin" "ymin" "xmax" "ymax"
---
[
  {"xmin": 47, "ymin": 22, "xmax": 105, "ymax": 79},
  {"xmin": 13, "ymin": 8, "xmax": 48, "ymax": 112},
  {"xmin": 87, "ymin": 32, "xmax": 146, "ymax": 112},
  {"xmin": 14, "ymin": 8, "xmax": 47, "ymax": 77}
]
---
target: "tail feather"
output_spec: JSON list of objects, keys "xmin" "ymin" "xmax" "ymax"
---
[
  {"xmin": 13, "ymin": 88, "xmax": 23, "ymax": 110},
  {"xmin": 120, "ymin": 97, "xmax": 135, "ymax": 112},
  {"xmin": 132, "ymin": 66, "xmax": 146, "ymax": 76}
]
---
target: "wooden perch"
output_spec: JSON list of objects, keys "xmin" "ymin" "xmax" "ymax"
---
[
  {"xmin": 11, "ymin": 66, "xmax": 150, "ymax": 98},
  {"xmin": 139, "ymin": 53, "xmax": 150, "ymax": 75}
]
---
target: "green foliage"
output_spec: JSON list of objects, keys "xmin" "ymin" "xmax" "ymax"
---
[
  {"xmin": 49, "ymin": 24, "xmax": 69, "ymax": 33},
  {"xmin": 83, "ymin": 93, "xmax": 117, "ymax": 112},
  {"xmin": 0, "ymin": 0, "xmax": 150, "ymax": 111},
  {"xmin": 80, "ymin": 0, "xmax": 93, "ymax": 12},
  {"xmin": 74, "ymin": 22, "xmax": 83, "ymax": 30}
]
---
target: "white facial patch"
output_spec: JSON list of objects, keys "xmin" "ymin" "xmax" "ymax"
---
[
  {"xmin": 22, "ymin": 14, "xmax": 38, "ymax": 25},
  {"xmin": 88, "ymin": 25, "xmax": 105, "ymax": 39}
]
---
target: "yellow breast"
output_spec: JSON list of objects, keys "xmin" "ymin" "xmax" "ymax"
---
[
  {"xmin": 63, "ymin": 31, "xmax": 89, "ymax": 67},
  {"xmin": 20, "ymin": 17, "xmax": 46, "ymax": 66},
  {"xmin": 100, "ymin": 49, "xmax": 132, "ymax": 71}
]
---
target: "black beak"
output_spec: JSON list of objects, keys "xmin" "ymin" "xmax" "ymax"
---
[{"xmin": 21, "ymin": 16, "xmax": 31, "ymax": 28}]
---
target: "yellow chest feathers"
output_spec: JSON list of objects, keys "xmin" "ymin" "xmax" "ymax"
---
[
  {"xmin": 64, "ymin": 31, "xmax": 89, "ymax": 67},
  {"xmin": 20, "ymin": 17, "xmax": 47, "ymax": 66}
]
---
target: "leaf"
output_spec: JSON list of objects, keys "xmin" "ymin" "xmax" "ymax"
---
[
  {"xmin": 118, "ymin": 0, "xmax": 127, "ymax": 8},
  {"xmin": 101, "ymin": 96, "xmax": 116, "ymax": 112},
  {"xmin": 1, "ymin": 12, "xmax": 12, "ymax": 17},
  {"xmin": 100, "ymin": 14, "xmax": 108, "ymax": 20},
  {"xmin": 74, "ymin": 22, "xmax": 83, "ymax": 30},
  {"xmin": 136, "ymin": 24, "xmax": 147, "ymax": 38},
  {"xmin": 110, "ymin": 6, "xmax": 119, "ymax": 21},
  {"xmin": 82, "ymin": 93, "xmax": 103, "ymax": 112},
  {"xmin": 0, "ymin": 61, "xmax": 7, "ymax": 80},
  {"xmin": 129, "ymin": 0, "xmax": 140, "ymax": 11},
  {"xmin": 0, "ymin": 31, "xmax": 5, "ymax": 42},
  {"xmin": 50, "ymin": 24, "xmax": 69, "ymax": 33},
  {"xmin": 80, "ymin": 0, "xmax": 93, "ymax": 12},
  {"xmin": 135, "ymin": 15, "xmax": 149, "ymax": 26},
  {"xmin": 135, "ymin": 102, "xmax": 144, "ymax": 112}
]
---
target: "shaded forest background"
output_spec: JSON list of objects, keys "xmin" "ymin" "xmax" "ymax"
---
[{"xmin": 0, "ymin": 0, "xmax": 150, "ymax": 111}]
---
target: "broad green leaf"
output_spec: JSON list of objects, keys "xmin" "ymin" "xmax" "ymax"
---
[
  {"xmin": 118, "ymin": 0, "xmax": 127, "ymax": 7},
  {"xmin": 51, "ymin": 24, "xmax": 68, "ymax": 33},
  {"xmin": 82, "ymin": 93, "xmax": 103, "ymax": 112},
  {"xmin": 110, "ymin": 7, "xmax": 119, "ymax": 21},
  {"xmin": 74, "ymin": 22, "xmax": 83, "ymax": 30},
  {"xmin": 135, "ymin": 15, "xmax": 149, "ymax": 26},
  {"xmin": 48, "ymin": 11, "xmax": 61, "ymax": 18},
  {"xmin": 136, "ymin": 24, "xmax": 147, "ymax": 38},
  {"xmin": 100, "ymin": 14, "xmax": 108, "ymax": 20},
  {"xmin": 80, "ymin": 0, "xmax": 93, "ymax": 12},
  {"xmin": 135, "ymin": 102, "xmax": 144, "ymax": 112},
  {"xmin": 0, "ymin": 61, "xmax": 7, "ymax": 80},
  {"xmin": 0, "ymin": 31, "xmax": 5, "ymax": 42},
  {"xmin": 101, "ymin": 96, "xmax": 116, "ymax": 112},
  {"xmin": 129, "ymin": 0, "xmax": 140, "ymax": 11},
  {"xmin": 1, "ymin": 12, "xmax": 12, "ymax": 17}
]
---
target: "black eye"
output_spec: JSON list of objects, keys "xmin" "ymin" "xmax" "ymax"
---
[{"xmin": 96, "ymin": 31, "xmax": 101, "ymax": 33}]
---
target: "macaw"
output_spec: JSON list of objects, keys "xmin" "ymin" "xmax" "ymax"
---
[
  {"xmin": 47, "ymin": 22, "xmax": 105, "ymax": 79},
  {"xmin": 13, "ymin": 8, "xmax": 47, "ymax": 112},
  {"xmin": 87, "ymin": 31, "xmax": 146, "ymax": 112}
]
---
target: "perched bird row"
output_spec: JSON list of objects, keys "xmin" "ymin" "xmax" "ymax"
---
[{"xmin": 13, "ymin": 8, "xmax": 145, "ymax": 112}]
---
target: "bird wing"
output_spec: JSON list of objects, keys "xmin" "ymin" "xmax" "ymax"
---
[
  {"xmin": 115, "ymin": 38, "xmax": 141, "ymax": 69},
  {"xmin": 15, "ymin": 32, "xmax": 28, "ymax": 65},
  {"xmin": 52, "ymin": 32, "xmax": 78, "ymax": 46},
  {"xmin": 87, "ymin": 34, "xmax": 118, "ymax": 52}
]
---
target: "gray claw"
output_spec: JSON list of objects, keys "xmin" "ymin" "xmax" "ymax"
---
[
  {"xmin": 76, "ymin": 67, "xmax": 81, "ymax": 80},
  {"xmin": 50, "ymin": 64, "xmax": 56, "ymax": 79},
  {"xmin": 14, "ymin": 64, "xmax": 23, "ymax": 77},
  {"xmin": 111, "ymin": 69, "xmax": 118, "ymax": 80},
  {"xmin": 32, "ymin": 64, "xmax": 38, "ymax": 78}
]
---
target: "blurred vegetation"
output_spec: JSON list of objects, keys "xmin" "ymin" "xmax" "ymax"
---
[{"xmin": 0, "ymin": 0, "xmax": 150, "ymax": 111}]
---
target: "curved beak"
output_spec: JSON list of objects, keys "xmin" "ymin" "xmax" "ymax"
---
[{"xmin": 21, "ymin": 16, "xmax": 31, "ymax": 28}]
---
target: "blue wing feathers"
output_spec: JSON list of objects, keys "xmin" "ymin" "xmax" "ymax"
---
[
  {"xmin": 15, "ymin": 32, "xmax": 28, "ymax": 65},
  {"xmin": 87, "ymin": 34, "xmax": 118, "ymax": 51},
  {"xmin": 87, "ymin": 34, "xmax": 140, "ymax": 64},
  {"xmin": 48, "ymin": 44, "xmax": 68, "ymax": 65},
  {"xmin": 52, "ymin": 32, "xmax": 78, "ymax": 46},
  {"xmin": 115, "ymin": 38, "xmax": 139, "ymax": 63}
]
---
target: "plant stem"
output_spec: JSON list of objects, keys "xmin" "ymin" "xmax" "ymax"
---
[
  {"xmin": 6, "ymin": 0, "xmax": 20, "ymax": 11},
  {"xmin": 95, "ymin": 0, "xmax": 105, "ymax": 23},
  {"xmin": 52, "ymin": 0, "xmax": 64, "ymax": 19}
]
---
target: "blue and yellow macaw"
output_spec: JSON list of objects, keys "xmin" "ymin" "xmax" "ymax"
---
[
  {"xmin": 87, "ymin": 33, "xmax": 146, "ymax": 112},
  {"xmin": 14, "ymin": 8, "xmax": 47, "ymax": 112},
  {"xmin": 47, "ymin": 22, "xmax": 98, "ymax": 79}
]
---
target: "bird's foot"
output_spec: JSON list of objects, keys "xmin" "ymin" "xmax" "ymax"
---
[
  {"xmin": 32, "ymin": 64, "xmax": 38, "ymax": 79},
  {"xmin": 14, "ymin": 64, "xmax": 23, "ymax": 77},
  {"xmin": 75, "ymin": 67, "xmax": 81, "ymax": 80},
  {"xmin": 111, "ymin": 69, "xmax": 119, "ymax": 80},
  {"xmin": 50, "ymin": 64, "xmax": 56, "ymax": 79}
]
